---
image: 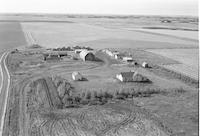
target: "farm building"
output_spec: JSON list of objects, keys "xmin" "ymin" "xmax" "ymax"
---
[
  {"xmin": 114, "ymin": 54, "xmax": 119, "ymax": 59},
  {"xmin": 132, "ymin": 61, "xmax": 138, "ymax": 66},
  {"xmin": 43, "ymin": 53, "xmax": 61, "ymax": 61},
  {"xmin": 116, "ymin": 71, "xmax": 136, "ymax": 82},
  {"xmin": 112, "ymin": 51, "xmax": 119, "ymax": 55},
  {"xmin": 122, "ymin": 57, "xmax": 133, "ymax": 62},
  {"xmin": 72, "ymin": 72, "xmax": 83, "ymax": 81},
  {"xmin": 142, "ymin": 62, "xmax": 148, "ymax": 68},
  {"xmin": 161, "ymin": 20, "xmax": 172, "ymax": 23},
  {"xmin": 104, "ymin": 49, "xmax": 114, "ymax": 57},
  {"xmin": 79, "ymin": 50, "xmax": 95, "ymax": 61},
  {"xmin": 57, "ymin": 51, "xmax": 68, "ymax": 57},
  {"xmin": 116, "ymin": 71, "xmax": 150, "ymax": 82},
  {"xmin": 75, "ymin": 49, "xmax": 87, "ymax": 54}
]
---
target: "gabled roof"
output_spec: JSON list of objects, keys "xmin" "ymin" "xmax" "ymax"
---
[{"xmin": 120, "ymin": 72, "xmax": 135, "ymax": 78}]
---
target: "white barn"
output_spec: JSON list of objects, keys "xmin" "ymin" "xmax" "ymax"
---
[
  {"xmin": 142, "ymin": 62, "xmax": 148, "ymax": 68},
  {"xmin": 79, "ymin": 50, "xmax": 95, "ymax": 61}
]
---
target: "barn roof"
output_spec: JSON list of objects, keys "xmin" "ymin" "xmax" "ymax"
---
[
  {"xmin": 120, "ymin": 72, "xmax": 135, "ymax": 78},
  {"xmin": 79, "ymin": 50, "xmax": 94, "ymax": 60}
]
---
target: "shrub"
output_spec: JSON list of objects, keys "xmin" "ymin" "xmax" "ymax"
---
[
  {"xmin": 63, "ymin": 95, "xmax": 73, "ymax": 106},
  {"xmin": 113, "ymin": 90, "xmax": 120, "ymax": 99},
  {"xmin": 91, "ymin": 91, "xmax": 98, "ymax": 100},
  {"xmin": 103, "ymin": 91, "xmax": 113, "ymax": 99},
  {"xmin": 74, "ymin": 95, "xmax": 82, "ymax": 104},
  {"xmin": 81, "ymin": 92, "xmax": 86, "ymax": 98},
  {"xmin": 100, "ymin": 97, "xmax": 108, "ymax": 104},
  {"xmin": 80, "ymin": 99, "xmax": 89, "ymax": 105},
  {"xmin": 115, "ymin": 94, "xmax": 125, "ymax": 100},
  {"xmin": 96, "ymin": 90, "xmax": 104, "ymax": 99},
  {"xmin": 85, "ymin": 91, "xmax": 91, "ymax": 100}
]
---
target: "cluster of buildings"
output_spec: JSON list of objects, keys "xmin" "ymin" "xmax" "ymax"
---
[
  {"xmin": 102, "ymin": 49, "xmax": 121, "ymax": 60},
  {"xmin": 71, "ymin": 70, "xmax": 149, "ymax": 83},
  {"xmin": 43, "ymin": 47, "xmax": 150, "ymax": 83},
  {"xmin": 116, "ymin": 71, "xmax": 149, "ymax": 82},
  {"xmin": 43, "ymin": 49, "xmax": 96, "ymax": 62},
  {"xmin": 102, "ymin": 49, "xmax": 149, "ymax": 68},
  {"xmin": 102, "ymin": 49, "xmax": 135, "ymax": 62}
]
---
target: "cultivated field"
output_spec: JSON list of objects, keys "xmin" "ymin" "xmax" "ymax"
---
[
  {"xmin": 146, "ymin": 49, "xmax": 199, "ymax": 80},
  {"xmin": 135, "ymin": 29, "xmax": 198, "ymax": 40},
  {"xmin": 0, "ymin": 22, "xmax": 26, "ymax": 52},
  {"xmin": 21, "ymin": 22, "xmax": 198, "ymax": 49}
]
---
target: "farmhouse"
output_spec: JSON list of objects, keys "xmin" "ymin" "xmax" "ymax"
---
[
  {"xmin": 72, "ymin": 72, "xmax": 83, "ymax": 81},
  {"xmin": 142, "ymin": 62, "xmax": 148, "ymax": 68},
  {"xmin": 116, "ymin": 71, "xmax": 150, "ymax": 82},
  {"xmin": 122, "ymin": 57, "xmax": 133, "ymax": 62},
  {"xmin": 116, "ymin": 71, "xmax": 136, "ymax": 82},
  {"xmin": 79, "ymin": 50, "xmax": 95, "ymax": 61}
]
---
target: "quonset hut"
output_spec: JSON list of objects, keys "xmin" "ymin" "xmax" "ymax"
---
[{"xmin": 79, "ymin": 50, "xmax": 95, "ymax": 61}]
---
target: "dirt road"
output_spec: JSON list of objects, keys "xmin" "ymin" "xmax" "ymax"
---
[{"xmin": 0, "ymin": 52, "xmax": 10, "ymax": 136}]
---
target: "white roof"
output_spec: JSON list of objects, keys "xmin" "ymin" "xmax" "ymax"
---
[
  {"xmin": 123, "ymin": 57, "xmax": 133, "ymax": 60},
  {"xmin": 79, "ymin": 50, "xmax": 94, "ymax": 60}
]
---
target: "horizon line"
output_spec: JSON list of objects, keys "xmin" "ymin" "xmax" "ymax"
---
[{"xmin": 0, "ymin": 12, "xmax": 198, "ymax": 18}]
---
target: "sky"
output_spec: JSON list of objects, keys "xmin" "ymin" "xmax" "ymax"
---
[{"xmin": 0, "ymin": 0, "xmax": 198, "ymax": 16}]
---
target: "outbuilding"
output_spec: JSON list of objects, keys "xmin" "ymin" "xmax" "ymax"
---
[
  {"xmin": 72, "ymin": 72, "xmax": 83, "ymax": 81},
  {"xmin": 114, "ymin": 54, "xmax": 119, "ymax": 59},
  {"xmin": 43, "ymin": 53, "xmax": 61, "ymax": 61},
  {"xmin": 142, "ymin": 62, "xmax": 148, "ymax": 68},
  {"xmin": 116, "ymin": 71, "xmax": 150, "ymax": 82},
  {"xmin": 116, "ymin": 71, "xmax": 137, "ymax": 82},
  {"xmin": 79, "ymin": 50, "xmax": 95, "ymax": 61},
  {"xmin": 75, "ymin": 49, "xmax": 86, "ymax": 54},
  {"xmin": 122, "ymin": 57, "xmax": 133, "ymax": 62}
]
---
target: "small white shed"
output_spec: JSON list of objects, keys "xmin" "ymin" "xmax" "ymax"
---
[
  {"xmin": 122, "ymin": 57, "xmax": 133, "ymax": 62},
  {"xmin": 142, "ymin": 62, "xmax": 148, "ymax": 68},
  {"xmin": 72, "ymin": 72, "xmax": 83, "ymax": 81}
]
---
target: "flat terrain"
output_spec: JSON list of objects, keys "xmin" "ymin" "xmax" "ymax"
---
[
  {"xmin": 0, "ymin": 22, "xmax": 26, "ymax": 52},
  {"xmin": 0, "ymin": 14, "xmax": 198, "ymax": 136},
  {"xmin": 135, "ymin": 29, "xmax": 198, "ymax": 40},
  {"xmin": 146, "ymin": 49, "xmax": 198, "ymax": 79},
  {"xmin": 4, "ymin": 47, "xmax": 198, "ymax": 136},
  {"xmin": 21, "ymin": 22, "xmax": 198, "ymax": 49}
]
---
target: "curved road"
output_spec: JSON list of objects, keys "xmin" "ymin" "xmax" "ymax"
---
[{"xmin": 0, "ymin": 52, "xmax": 10, "ymax": 136}]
